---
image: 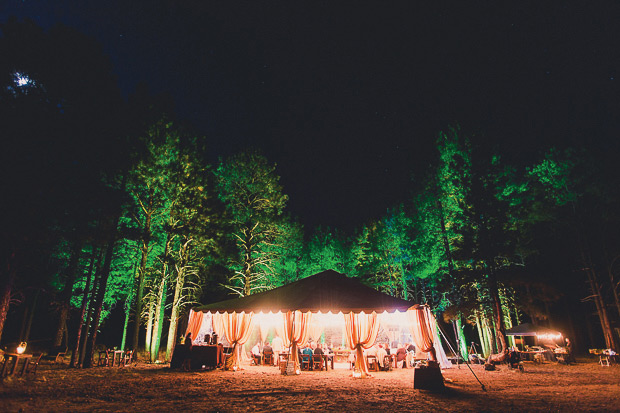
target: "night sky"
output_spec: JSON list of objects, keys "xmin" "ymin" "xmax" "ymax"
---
[{"xmin": 3, "ymin": 1, "xmax": 620, "ymax": 232}]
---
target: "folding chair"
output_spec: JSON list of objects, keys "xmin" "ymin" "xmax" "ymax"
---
[
  {"xmin": 25, "ymin": 353, "xmax": 44, "ymax": 376},
  {"xmin": 366, "ymin": 355, "xmax": 379, "ymax": 372},
  {"xmin": 301, "ymin": 354, "xmax": 311, "ymax": 371}
]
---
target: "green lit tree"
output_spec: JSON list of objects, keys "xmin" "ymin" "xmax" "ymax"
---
[
  {"xmin": 126, "ymin": 118, "xmax": 180, "ymax": 354},
  {"xmin": 352, "ymin": 207, "xmax": 413, "ymax": 299},
  {"xmin": 264, "ymin": 219, "xmax": 305, "ymax": 287},
  {"xmin": 215, "ymin": 151, "xmax": 288, "ymax": 296},
  {"xmin": 305, "ymin": 227, "xmax": 352, "ymax": 277}
]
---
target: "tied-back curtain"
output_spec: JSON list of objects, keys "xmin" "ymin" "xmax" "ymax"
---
[
  {"xmin": 344, "ymin": 311, "xmax": 380, "ymax": 378},
  {"xmin": 212, "ymin": 311, "xmax": 254, "ymax": 370},
  {"xmin": 407, "ymin": 305, "xmax": 437, "ymax": 361},
  {"xmin": 185, "ymin": 309, "xmax": 204, "ymax": 341},
  {"xmin": 282, "ymin": 311, "xmax": 312, "ymax": 368},
  {"xmin": 212, "ymin": 312, "xmax": 225, "ymax": 339}
]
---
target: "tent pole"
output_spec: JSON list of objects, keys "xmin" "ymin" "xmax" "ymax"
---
[{"xmin": 437, "ymin": 322, "xmax": 486, "ymax": 392}]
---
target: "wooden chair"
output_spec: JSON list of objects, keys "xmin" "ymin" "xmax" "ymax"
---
[
  {"xmin": 97, "ymin": 349, "xmax": 110, "ymax": 367},
  {"xmin": 366, "ymin": 355, "xmax": 379, "ymax": 372},
  {"xmin": 300, "ymin": 354, "xmax": 311, "ymax": 371},
  {"xmin": 25, "ymin": 353, "xmax": 44, "ymax": 376},
  {"xmin": 120, "ymin": 350, "xmax": 133, "ymax": 367},
  {"xmin": 263, "ymin": 351, "xmax": 274, "ymax": 366},
  {"xmin": 251, "ymin": 353, "xmax": 261, "ymax": 365},
  {"xmin": 55, "ymin": 347, "xmax": 68, "ymax": 365},
  {"xmin": 382, "ymin": 355, "xmax": 393, "ymax": 371},
  {"xmin": 312, "ymin": 354, "xmax": 323, "ymax": 371}
]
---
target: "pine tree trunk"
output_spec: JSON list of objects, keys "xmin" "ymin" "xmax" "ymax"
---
[
  {"xmin": 586, "ymin": 267, "xmax": 618, "ymax": 350},
  {"xmin": 606, "ymin": 256, "xmax": 620, "ymax": 319},
  {"xmin": 475, "ymin": 312, "xmax": 488, "ymax": 357},
  {"xmin": 54, "ymin": 237, "xmax": 84, "ymax": 348},
  {"xmin": 487, "ymin": 271, "xmax": 508, "ymax": 354},
  {"xmin": 23, "ymin": 288, "xmax": 39, "ymax": 343},
  {"xmin": 455, "ymin": 315, "xmax": 468, "ymax": 359},
  {"xmin": 120, "ymin": 303, "xmax": 131, "ymax": 352},
  {"xmin": 145, "ymin": 300, "xmax": 154, "ymax": 356},
  {"xmin": 150, "ymin": 274, "xmax": 167, "ymax": 362},
  {"xmin": 481, "ymin": 315, "xmax": 494, "ymax": 357},
  {"xmin": 83, "ymin": 234, "xmax": 117, "ymax": 368},
  {"xmin": 71, "ymin": 247, "xmax": 99, "ymax": 367},
  {"xmin": 132, "ymin": 187, "xmax": 154, "ymax": 352},
  {"xmin": 243, "ymin": 229, "xmax": 253, "ymax": 297},
  {"xmin": 83, "ymin": 176, "xmax": 126, "ymax": 368},
  {"xmin": 79, "ymin": 272, "xmax": 100, "ymax": 367},
  {"xmin": 150, "ymin": 231, "xmax": 172, "ymax": 362},
  {"xmin": 165, "ymin": 245, "xmax": 188, "ymax": 361},
  {"xmin": 500, "ymin": 291, "xmax": 515, "ymax": 348}
]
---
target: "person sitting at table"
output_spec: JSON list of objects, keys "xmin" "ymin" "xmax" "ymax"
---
[
  {"xmin": 376, "ymin": 344, "xmax": 389, "ymax": 370},
  {"xmin": 302, "ymin": 345, "xmax": 314, "ymax": 356},
  {"xmin": 272, "ymin": 335, "xmax": 284, "ymax": 366},
  {"xmin": 314, "ymin": 343, "xmax": 324, "ymax": 356},
  {"xmin": 396, "ymin": 345, "xmax": 408, "ymax": 368},
  {"xmin": 263, "ymin": 341, "xmax": 274, "ymax": 365},
  {"xmin": 251, "ymin": 342, "xmax": 262, "ymax": 365}
]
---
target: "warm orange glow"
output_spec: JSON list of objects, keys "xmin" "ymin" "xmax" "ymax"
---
[
  {"xmin": 537, "ymin": 333, "xmax": 562, "ymax": 341},
  {"xmin": 16, "ymin": 342, "xmax": 27, "ymax": 354}
]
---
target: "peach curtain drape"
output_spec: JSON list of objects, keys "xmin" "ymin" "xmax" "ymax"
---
[
  {"xmin": 212, "ymin": 311, "xmax": 254, "ymax": 369},
  {"xmin": 307, "ymin": 318, "xmax": 324, "ymax": 342},
  {"xmin": 280, "ymin": 311, "xmax": 312, "ymax": 368},
  {"xmin": 344, "ymin": 311, "xmax": 380, "ymax": 378},
  {"xmin": 407, "ymin": 305, "xmax": 437, "ymax": 361},
  {"xmin": 185, "ymin": 309, "xmax": 204, "ymax": 341}
]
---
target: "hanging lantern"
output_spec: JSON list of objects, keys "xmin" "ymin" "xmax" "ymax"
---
[{"xmin": 16, "ymin": 342, "xmax": 27, "ymax": 354}]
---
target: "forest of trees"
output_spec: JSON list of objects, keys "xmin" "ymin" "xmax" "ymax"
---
[{"xmin": 2, "ymin": 19, "xmax": 620, "ymax": 365}]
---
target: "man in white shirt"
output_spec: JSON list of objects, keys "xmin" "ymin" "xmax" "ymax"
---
[
  {"xmin": 376, "ymin": 344, "xmax": 388, "ymax": 369},
  {"xmin": 271, "ymin": 335, "xmax": 284, "ymax": 366},
  {"xmin": 251, "ymin": 342, "xmax": 261, "ymax": 365}
]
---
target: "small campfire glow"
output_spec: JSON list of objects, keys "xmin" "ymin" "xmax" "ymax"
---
[{"xmin": 536, "ymin": 333, "xmax": 562, "ymax": 341}]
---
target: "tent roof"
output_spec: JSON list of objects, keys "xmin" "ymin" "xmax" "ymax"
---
[
  {"xmin": 505, "ymin": 322, "xmax": 562, "ymax": 337},
  {"xmin": 193, "ymin": 270, "xmax": 415, "ymax": 314}
]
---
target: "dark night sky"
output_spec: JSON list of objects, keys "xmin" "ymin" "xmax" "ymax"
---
[{"xmin": 3, "ymin": 1, "xmax": 620, "ymax": 232}]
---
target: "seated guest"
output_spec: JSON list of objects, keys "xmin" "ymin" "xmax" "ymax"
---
[
  {"xmin": 396, "ymin": 345, "xmax": 408, "ymax": 368},
  {"xmin": 263, "ymin": 341, "xmax": 274, "ymax": 364},
  {"xmin": 272, "ymin": 335, "xmax": 284, "ymax": 366},
  {"xmin": 406, "ymin": 343, "xmax": 416, "ymax": 367},
  {"xmin": 303, "ymin": 345, "xmax": 314, "ymax": 356},
  {"xmin": 314, "ymin": 343, "xmax": 324, "ymax": 355},
  {"xmin": 376, "ymin": 344, "xmax": 388, "ymax": 369},
  {"xmin": 251, "ymin": 342, "xmax": 262, "ymax": 365}
]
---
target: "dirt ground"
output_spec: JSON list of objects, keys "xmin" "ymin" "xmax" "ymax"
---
[{"xmin": 1, "ymin": 357, "xmax": 619, "ymax": 412}]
